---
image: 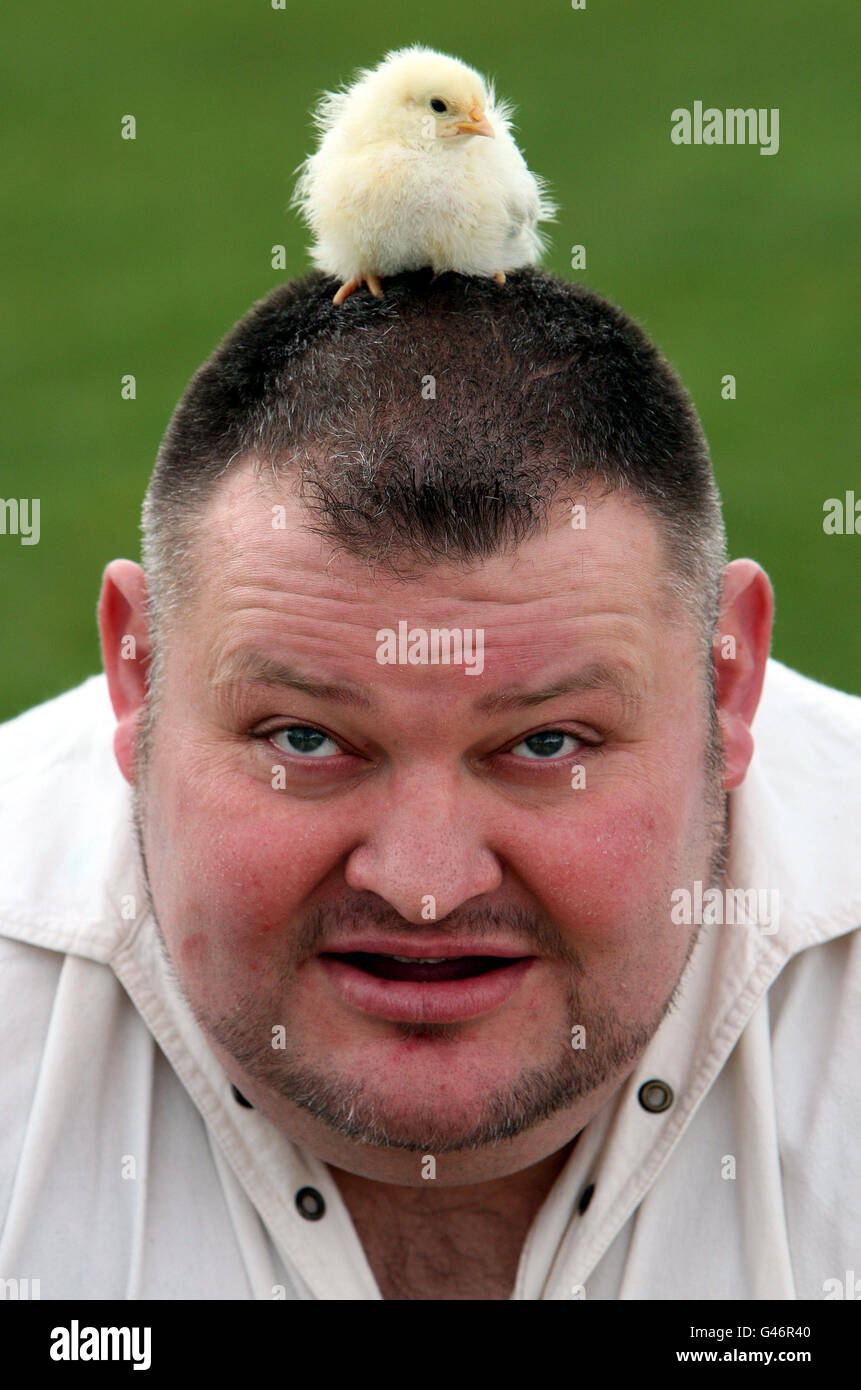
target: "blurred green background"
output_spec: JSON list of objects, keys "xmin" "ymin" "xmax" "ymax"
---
[{"xmin": 2, "ymin": 0, "xmax": 858, "ymax": 719}]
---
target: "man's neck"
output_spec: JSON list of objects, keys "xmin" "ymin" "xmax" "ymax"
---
[{"xmin": 327, "ymin": 1136, "xmax": 578, "ymax": 1301}]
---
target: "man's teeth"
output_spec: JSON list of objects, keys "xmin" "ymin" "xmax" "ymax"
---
[{"xmin": 391, "ymin": 955, "xmax": 450, "ymax": 963}]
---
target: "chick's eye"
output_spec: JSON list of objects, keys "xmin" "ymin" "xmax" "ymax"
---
[
  {"xmin": 270, "ymin": 725, "xmax": 343, "ymax": 758},
  {"xmin": 429, "ymin": 98, "xmax": 448, "ymax": 113},
  {"xmin": 509, "ymin": 730, "xmax": 580, "ymax": 761}
]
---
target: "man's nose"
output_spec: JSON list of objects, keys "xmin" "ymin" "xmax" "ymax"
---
[{"xmin": 343, "ymin": 768, "xmax": 503, "ymax": 924}]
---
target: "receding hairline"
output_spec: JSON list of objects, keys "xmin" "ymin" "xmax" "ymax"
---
[{"xmin": 150, "ymin": 451, "xmax": 704, "ymax": 653}]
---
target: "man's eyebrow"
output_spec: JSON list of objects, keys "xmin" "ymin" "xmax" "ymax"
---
[
  {"xmin": 472, "ymin": 664, "xmax": 644, "ymax": 714},
  {"xmin": 211, "ymin": 653, "xmax": 379, "ymax": 711},
  {"xmin": 212, "ymin": 652, "xmax": 642, "ymax": 715}
]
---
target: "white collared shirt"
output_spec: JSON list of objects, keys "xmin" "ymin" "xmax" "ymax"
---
[{"xmin": 1, "ymin": 660, "xmax": 859, "ymax": 1300}]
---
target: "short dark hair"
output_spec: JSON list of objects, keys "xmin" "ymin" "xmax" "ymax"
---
[{"xmin": 141, "ymin": 267, "xmax": 726, "ymax": 689}]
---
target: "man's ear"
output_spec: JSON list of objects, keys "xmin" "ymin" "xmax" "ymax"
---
[
  {"xmin": 712, "ymin": 559, "xmax": 774, "ymax": 790},
  {"xmin": 98, "ymin": 560, "xmax": 153, "ymax": 784}
]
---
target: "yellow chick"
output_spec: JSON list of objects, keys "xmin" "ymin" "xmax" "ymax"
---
[{"xmin": 291, "ymin": 44, "xmax": 556, "ymax": 304}]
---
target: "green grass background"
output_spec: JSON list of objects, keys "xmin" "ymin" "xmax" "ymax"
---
[{"xmin": 1, "ymin": 0, "xmax": 858, "ymax": 719}]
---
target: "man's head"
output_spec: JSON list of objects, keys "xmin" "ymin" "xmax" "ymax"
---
[
  {"xmin": 99, "ymin": 269, "xmax": 772, "ymax": 1184},
  {"xmin": 138, "ymin": 269, "xmax": 729, "ymax": 714}
]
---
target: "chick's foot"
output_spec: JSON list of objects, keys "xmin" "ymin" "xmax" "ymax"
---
[{"xmin": 333, "ymin": 273, "xmax": 384, "ymax": 305}]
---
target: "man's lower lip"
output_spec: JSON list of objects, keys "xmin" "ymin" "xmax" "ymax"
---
[{"xmin": 316, "ymin": 955, "xmax": 536, "ymax": 1023}]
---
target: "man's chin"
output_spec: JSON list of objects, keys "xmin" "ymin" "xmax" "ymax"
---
[
  {"xmin": 227, "ymin": 1039, "xmax": 616, "ymax": 1155},
  {"xmin": 192, "ymin": 968, "xmax": 674, "ymax": 1152}
]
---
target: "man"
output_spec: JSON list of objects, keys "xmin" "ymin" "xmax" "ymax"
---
[{"xmin": 1, "ymin": 269, "xmax": 859, "ymax": 1300}]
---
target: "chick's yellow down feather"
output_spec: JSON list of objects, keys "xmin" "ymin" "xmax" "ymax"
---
[{"xmin": 291, "ymin": 45, "xmax": 557, "ymax": 304}]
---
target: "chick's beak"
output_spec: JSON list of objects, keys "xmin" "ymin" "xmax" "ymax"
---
[{"xmin": 456, "ymin": 104, "xmax": 495, "ymax": 138}]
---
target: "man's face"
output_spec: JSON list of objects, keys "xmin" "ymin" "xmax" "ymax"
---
[{"xmin": 133, "ymin": 465, "xmax": 725, "ymax": 1183}]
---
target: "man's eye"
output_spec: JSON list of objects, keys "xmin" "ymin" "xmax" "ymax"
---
[
  {"xmin": 508, "ymin": 730, "xmax": 581, "ymax": 761},
  {"xmin": 269, "ymin": 725, "xmax": 343, "ymax": 758}
]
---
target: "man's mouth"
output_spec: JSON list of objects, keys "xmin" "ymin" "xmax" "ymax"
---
[
  {"xmin": 316, "ymin": 947, "xmax": 537, "ymax": 1022},
  {"xmin": 319, "ymin": 952, "xmax": 523, "ymax": 983}
]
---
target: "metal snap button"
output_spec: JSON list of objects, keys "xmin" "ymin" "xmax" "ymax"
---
[
  {"xmin": 638, "ymin": 1079, "xmax": 673, "ymax": 1113},
  {"xmin": 296, "ymin": 1187, "xmax": 326, "ymax": 1221}
]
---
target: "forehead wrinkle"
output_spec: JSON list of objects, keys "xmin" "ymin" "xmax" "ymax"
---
[{"xmin": 207, "ymin": 558, "xmax": 656, "ymax": 633}]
